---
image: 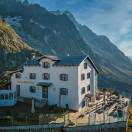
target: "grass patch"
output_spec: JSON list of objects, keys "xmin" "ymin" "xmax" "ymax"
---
[
  {"xmin": 128, "ymin": 127, "xmax": 132, "ymax": 132},
  {"xmin": 128, "ymin": 119, "xmax": 132, "ymax": 127}
]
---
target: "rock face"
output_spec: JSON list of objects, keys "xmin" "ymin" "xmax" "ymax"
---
[
  {"xmin": 65, "ymin": 11, "xmax": 132, "ymax": 92},
  {"xmin": 0, "ymin": 0, "xmax": 132, "ymax": 93},
  {"xmin": 0, "ymin": 16, "xmax": 35, "ymax": 73}
]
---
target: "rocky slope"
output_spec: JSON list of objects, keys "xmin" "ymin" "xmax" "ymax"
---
[
  {"xmin": 65, "ymin": 11, "xmax": 132, "ymax": 93},
  {"xmin": 0, "ymin": 16, "xmax": 35, "ymax": 73}
]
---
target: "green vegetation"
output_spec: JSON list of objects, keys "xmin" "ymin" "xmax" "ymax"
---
[
  {"xmin": 0, "ymin": 17, "xmax": 41, "ymax": 75},
  {"xmin": 128, "ymin": 119, "xmax": 132, "ymax": 127},
  {"xmin": 0, "ymin": 71, "xmax": 11, "ymax": 88},
  {"xmin": 0, "ymin": 16, "xmax": 31, "ymax": 52}
]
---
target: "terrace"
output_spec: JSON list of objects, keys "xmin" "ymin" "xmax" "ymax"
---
[
  {"xmin": 0, "ymin": 89, "xmax": 16, "ymax": 107},
  {"xmin": 0, "ymin": 89, "xmax": 129, "ymax": 127}
]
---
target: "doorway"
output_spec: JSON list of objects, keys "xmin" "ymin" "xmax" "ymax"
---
[
  {"xmin": 42, "ymin": 86, "xmax": 48, "ymax": 99},
  {"xmin": 16, "ymin": 85, "xmax": 20, "ymax": 97}
]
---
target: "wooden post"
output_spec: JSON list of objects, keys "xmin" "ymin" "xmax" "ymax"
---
[
  {"xmin": 64, "ymin": 113, "xmax": 66, "ymax": 123},
  {"xmin": 89, "ymin": 113, "xmax": 90, "ymax": 125},
  {"xmin": 103, "ymin": 111, "xmax": 105, "ymax": 124},
  {"xmin": 59, "ymin": 94, "xmax": 61, "ymax": 107}
]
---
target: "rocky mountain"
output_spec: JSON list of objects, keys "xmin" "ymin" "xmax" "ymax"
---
[
  {"xmin": 129, "ymin": 57, "xmax": 132, "ymax": 62},
  {"xmin": 0, "ymin": 16, "xmax": 35, "ymax": 73},
  {"xmin": 0, "ymin": 0, "xmax": 132, "ymax": 93},
  {"xmin": 65, "ymin": 11, "xmax": 132, "ymax": 93}
]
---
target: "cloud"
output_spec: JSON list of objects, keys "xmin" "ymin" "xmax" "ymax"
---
[
  {"xmin": 72, "ymin": 0, "xmax": 132, "ymax": 56},
  {"xmin": 119, "ymin": 41, "xmax": 132, "ymax": 56}
]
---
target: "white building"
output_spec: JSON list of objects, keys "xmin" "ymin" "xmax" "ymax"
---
[{"xmin": 9, "ymin": 55, "xmax": 98, "ymax": 111}]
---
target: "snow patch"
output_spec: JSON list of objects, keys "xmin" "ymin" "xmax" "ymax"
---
[
  {"xmin": 44, "ymin": 35, "xmax": 48, "ymax": 43},
  {"xmin": 5, "ymin": 16, "xmax": 22, "ymax": 28},
  {"xmin": 53, "ymin": 30, "xmax": 57, "ymax": 34},
  {"xmin": 29, "ymin": 19, "xmax": 46, "ymax": 29},
  {"xmin": 29, "ymin": 19, "xmax": 34, "ymax": 23}
]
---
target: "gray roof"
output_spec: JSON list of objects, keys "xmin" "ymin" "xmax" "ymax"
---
[
  {"xmin": 54, "ymin": 55, "xmax": 87, "ymax": 65},
  {"xmin": 24, "ymin": 55, "xmax": 99, "ymax": 73},
  {"xmin": 38, "ymin": 55, "xmax": 59, "ymax": 61},
  {"xmin": 9, "ymin": 69, "xmax": 23, "ymax": 75},
  {"xmin": 53, "ymin": 55, "xmax": 99, "ymax": 73}
]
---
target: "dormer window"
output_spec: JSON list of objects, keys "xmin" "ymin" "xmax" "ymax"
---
[
  {"xmin": 42, "ymin": 62, "xmax": 50, "ymax": 68},
  {"xmin": 15, "ymin": 73, "xmax": 21, "ymax": 79}
]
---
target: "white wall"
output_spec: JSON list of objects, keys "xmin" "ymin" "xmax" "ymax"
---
[
  {"xmin": 49, "ymin": 65, "xmax": 79, "ymax": 110},
  {"xmin": 11, "ymin": 57, "xmax": 98, "ymax": 111},
  {"xmin": 11, "ymin": 58, "xmax": 79, "ymax": 110},
  {"xmin": 78, "ymin": 58, "xmax": 98, "ymax": 111}
]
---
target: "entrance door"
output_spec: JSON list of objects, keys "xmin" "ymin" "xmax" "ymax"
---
[
  {"xmin": 16, "ymin": 85, "xmax": 20, "ymax": 97},
  {"xmin": 42, "ymin": 87, "xmax": 48, "ymax": 99},
  {"xmin": 85, "ymin": 98, "xmax": 89, "ymax": 107}
]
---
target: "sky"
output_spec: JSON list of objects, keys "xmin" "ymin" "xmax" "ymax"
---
[{"xmin": 29, "ymin": 0, "xmax": 132, "ymax": 57}]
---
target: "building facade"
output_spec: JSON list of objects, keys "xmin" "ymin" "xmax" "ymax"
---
[{"xmin": 10, "ymin": 55, "xmax": 98, "ymax": 111}]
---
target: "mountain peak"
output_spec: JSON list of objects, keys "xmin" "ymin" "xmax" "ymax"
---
[
  {"xmin": 23, "ymin": 0, "xmax": 29, "ymax": 6},
  {"xmin": 0, "ymin": 0, "xmax": 132, "ymax": 93}
]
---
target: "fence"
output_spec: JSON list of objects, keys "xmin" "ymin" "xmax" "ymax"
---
[
  {"xmin": 0, "ymin": 108, "xmax": 128, "ymax": 127},
  {"xmin": 0, "ymin": 121, "xmax": 127, "ymax": 132}
]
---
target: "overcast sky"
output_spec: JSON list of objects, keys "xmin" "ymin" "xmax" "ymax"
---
[{"xmin": 29, "ymin": 0, "xmax": 132, "ymax": 57}]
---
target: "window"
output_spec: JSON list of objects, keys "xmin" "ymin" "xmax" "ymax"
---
[
  {"xmin": 84, "ymin": 63, "xmax": 87, "ymax": 69},
  {"xmin": 0, "ymin": 94, "xmax": 4, "ymax": 100},
  {"xmin": 42, "ymin": 88, "xmax": 48, "ymax": 98},
  {"xmin": 5, "ymin": 94, "xmax": 8, "ymax": 100},
  {"xmin": 82, "ymin": 100, "xmax": 85, "ymax": 108},
  {"xmin": 60, "ymin": 88, "xmax": 68, "ymax": 95},
  {"xmin": 87, "ymin": 73, "xmax": 90, "ymax": 79},
  {"xmin": 15, "ymin": 73, "xmax": 21, "ymax": 79},
  {"xmin": 29, "ymin": 86, "xmax": 36, "ymax": 93},
  {"xmin": 87, "ymin": 85, "xmax": 90, "ymax": 91},
  {"xmin": 42, "ymin": 62, "xmax": 50, "ymax": 68},
  {"xmin": 9, "ymin": 93, "xmax": 13, "ymax": 99},
  {"xmin": 29, "ymin": 73, "xmax": 36, "ymax": 79},
  {"xmin": 14, "ymin": 92, "xmax": 16, "ymax": 98},
  {"xmin": 81, "ymin": 87, "xmax": 85, "ymax": 95},
  {"xmin": 81, "ymin": 73, "xmax": 85, "ymax": 80},
  {"xmin": 43, "ymin": 73, "xmax": 50, "ymax": 80},
  {"xmin": 60, "ymin": 74, "xmax": 68, "ymax": 81},
  {"xmin": 16, "ymin": 85, "xmax": 20, "ymax": 96}
]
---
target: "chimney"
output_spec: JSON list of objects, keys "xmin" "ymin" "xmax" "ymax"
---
[
  {"xmin": 67, "ymin": 53, "xmax": 70, "ymax": 56},
  {"xmin": 32, "ymin": 53, "xmax": 36, "ymax": 59}
]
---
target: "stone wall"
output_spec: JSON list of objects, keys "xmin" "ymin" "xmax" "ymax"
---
[
  {"xmin": 0, "ymin": 121, "xmax": 127, "ymax": 132},
  {"xmin": 63, "ymin": 121, "xmax": 127, "ymax": 132}
]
